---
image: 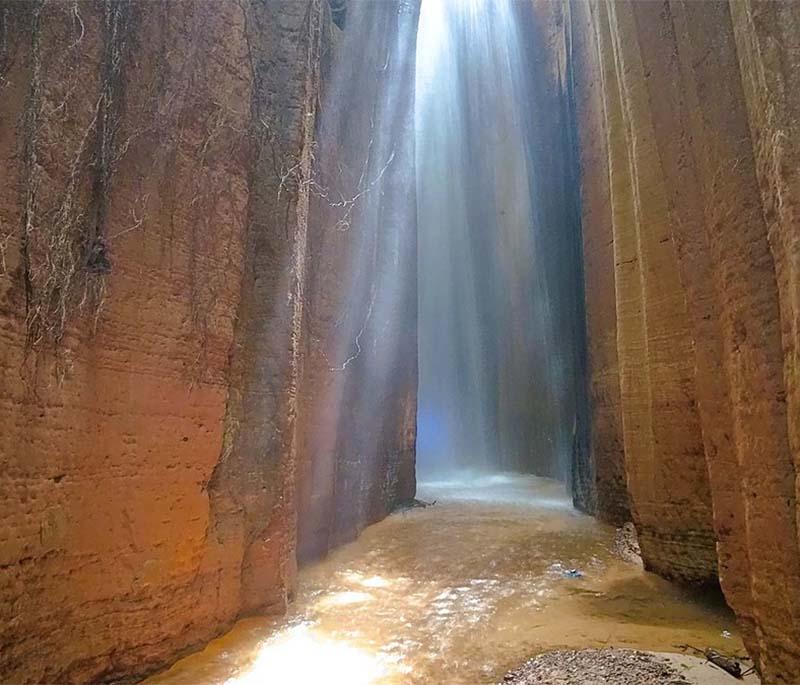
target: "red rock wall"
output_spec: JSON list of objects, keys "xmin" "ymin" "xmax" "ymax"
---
[
  {"xmin": 0, "ymin": 4, "xmax": 255, "ymax": 682},
  {"xmin": 197, "ymin": 0, "xmax": 323, "ymax": 623},
  {"xmin": 570, "ymin": 0, "xmax": 800, "ymax": 680},
  {"xmin": 731, "ymin": 14, "xmax": 800, "ymax": 676},
  {"xmin": 0, "ymin": 1, "xmax": 416, "ymax": 682},
  {"xmin": 567, "ymin": 0, "xmax": 717, "ymax": 569}
]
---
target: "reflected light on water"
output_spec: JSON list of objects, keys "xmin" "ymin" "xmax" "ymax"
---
[
  {"xmin": 146, "ymin": 475, "xmax": 743, "ymax": 685},
  {"xmin": 418, "ymin": 472, "xmax": 574, "ymax": 510},
  {"xmin": 342, "ymin": 572, "xmax": 393, "ymax": 589},
  {"xmin": 226, "ymin": 624, "xmax": 386, "ymax": 685},
  {"xmin": 316, "ymin": 590, "xmax": 375, "ymax": 608},
  {"xmin": 360, "ymin": 576, "xmax": 391, "ymax": 589}
]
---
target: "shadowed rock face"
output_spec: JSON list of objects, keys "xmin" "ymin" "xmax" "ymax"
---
[
  {"xmin": 568, "ymin": 0, "xmax": 800, "ymax": 680},
  {"xmin": 295, "ymin": 0, "xmax": 420, "ymax": 565}
]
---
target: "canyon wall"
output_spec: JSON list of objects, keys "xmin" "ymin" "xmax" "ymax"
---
[
  {"xmin": 0, "ymin": 1, "xmax": 416, "ymax": 682},
  {"xmin": 569, "ymin": 0, "xmax": 800, "ymax": 680},
  {"xmin": 296, "ymin": 0, "xmax": 419, "ymax": 564},
  {"xmin": 0, "ymin": 4, "xmax": 256, "ymax": 681},
  {"xmin": 498, "ymin": 1, "xmax": 589, "ymax": 485},
  {"xmin": 562, "ymin": 1, "xmax": 629, "ymax": 525},
  {"xmin": 571, "ymin": 0, "xmax": 717, "ymax": 586}
]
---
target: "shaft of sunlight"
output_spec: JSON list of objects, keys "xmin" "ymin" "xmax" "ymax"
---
[{"xmin": 416, "ymin": 0, "xmax": 570, "ymax": 479}]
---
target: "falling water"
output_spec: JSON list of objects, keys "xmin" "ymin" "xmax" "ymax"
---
[
  {"xmin": 416, "ymin": 0, "xmax": 576, "ymax": 478},
  {"xmin": 296, "ymin": 0, "xmax": 420, "ymax": 561}
]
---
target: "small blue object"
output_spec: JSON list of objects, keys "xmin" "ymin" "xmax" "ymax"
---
[{"xmin": 563, "ymin": 569, "xmax": 584, "ymax": 578}]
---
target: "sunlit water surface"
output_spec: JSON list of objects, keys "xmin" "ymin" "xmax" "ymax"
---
[{"xmin": 147, "ymin": 475, "xmax": 743, "ymax": 685}]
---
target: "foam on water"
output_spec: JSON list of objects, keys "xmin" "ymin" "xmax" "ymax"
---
[{"xmin": 419, "ymin": 472, "xmax": 573, "ymax": 509}]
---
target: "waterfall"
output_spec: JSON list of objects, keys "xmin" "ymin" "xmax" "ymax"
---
[{"xmin": 415, "ymin": 0, "xmax": 575, "ymax": 480}]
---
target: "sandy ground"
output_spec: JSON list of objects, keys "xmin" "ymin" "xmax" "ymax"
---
[{"xmin": 500, "ymin": 649, "xmax": 760, "ymax": 685}]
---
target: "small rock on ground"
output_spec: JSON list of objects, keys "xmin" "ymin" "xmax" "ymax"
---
[
  {"xmin": 612, "ymin": 522, "xmax": 643, "ymax": 566},
  {"xmin": 501, "ymin": 649, "xmax": 691, "ymax": 685}
]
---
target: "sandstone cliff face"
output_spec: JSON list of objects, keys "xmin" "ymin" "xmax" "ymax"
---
[
  {"xmin": 4, "ymin": 0, "xmax": 799, "ymax": 682},
  {"xmin": 0, "ymin": 1, "xmax": 416, "ymax": 682},
  {"xmin": 295, "ymin": 0, "xmax": 419, "ymax": 564},
  {"xmin": 0, "ymin": 4, "xmax": 254, "ymax": 681},
  {"xmin": 570, "ymin": 0, "xmax": 800, "ymax": 680},
  {"xmin": 584, "ymin": 0, "xmax": 718, "ymax": 586}
]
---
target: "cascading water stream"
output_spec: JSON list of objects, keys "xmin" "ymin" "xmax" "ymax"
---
[{"xmin": 415, "ymin": 0, "xmax": 575, "ymax": 480}]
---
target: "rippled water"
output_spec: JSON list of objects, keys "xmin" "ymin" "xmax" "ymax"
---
[{"xmin": 147, "ymin": 475, "xmax": 743, "ymax": 685}]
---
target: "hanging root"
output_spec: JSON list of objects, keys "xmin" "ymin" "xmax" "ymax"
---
[{"xmin": 15, "ymin": 0, "xmax": 135, "ymax": 361}]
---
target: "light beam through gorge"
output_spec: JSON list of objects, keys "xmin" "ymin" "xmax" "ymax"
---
[{"xmin": 415, "ymin": 0, "xmax": 580, "ymax": 481}]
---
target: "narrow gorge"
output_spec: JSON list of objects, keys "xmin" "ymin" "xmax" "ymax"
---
[{"xmin": 0, "ymin": 1, "xmax": 798, "ymax": 684}]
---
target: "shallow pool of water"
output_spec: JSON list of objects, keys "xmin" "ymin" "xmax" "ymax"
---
[{"xmin": 147, "ymin": 474, "xmax": 744, "ymax": 685}]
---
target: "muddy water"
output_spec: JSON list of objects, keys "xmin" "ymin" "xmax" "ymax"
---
[{"xmin": 147, "ymin": 475, "xmax": 744, "ymax": 685}]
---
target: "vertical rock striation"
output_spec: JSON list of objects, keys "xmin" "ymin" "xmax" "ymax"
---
[
  {"xmin": 568, "ymin": 0, "xmax": 800, "ymax": 679},
  {"xmin": 1, "ymin": 3, "xmax": 257, "ymax": 681},
  {"xmin": 568, "ymin": 0, "xmax": 629, "ymax": 525},
  {"xmin": 0, "ymin": 1, "xmax": 417, "ymax": 682},
  {"xmin": 567, "ymin": 0, "xmax": 717, "ymax": 579},
  {"xmin": 295, "ymin": 0, "xmax": 420, "ymax": 563},
  {"xmin": 198, "ymin": 0, "xmax": 322, "ymax": 624}
]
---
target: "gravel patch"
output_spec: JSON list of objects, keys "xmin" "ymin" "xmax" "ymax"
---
[{"xmin": 500, "ymin": 649, "xmax": 691, "ymax": 684}]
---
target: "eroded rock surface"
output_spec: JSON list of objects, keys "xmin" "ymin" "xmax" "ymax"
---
[
  {"xmin": 3, "ymin": 1, "xmax": 800, "ymax": 683},
  {"xmin": 0, "ymin": 4, "xmax": 257, "ymax": 681},
  {"xmin": 295, "ymin": 0, "xmax": 419, "ymax": 564},
  {"xmin": 0, "ymin": 1, "xmax": 417, "ymax": 682},
  {"xmin": 569, "ymin": 0, "xmax": 800, "ymax": 680}
]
